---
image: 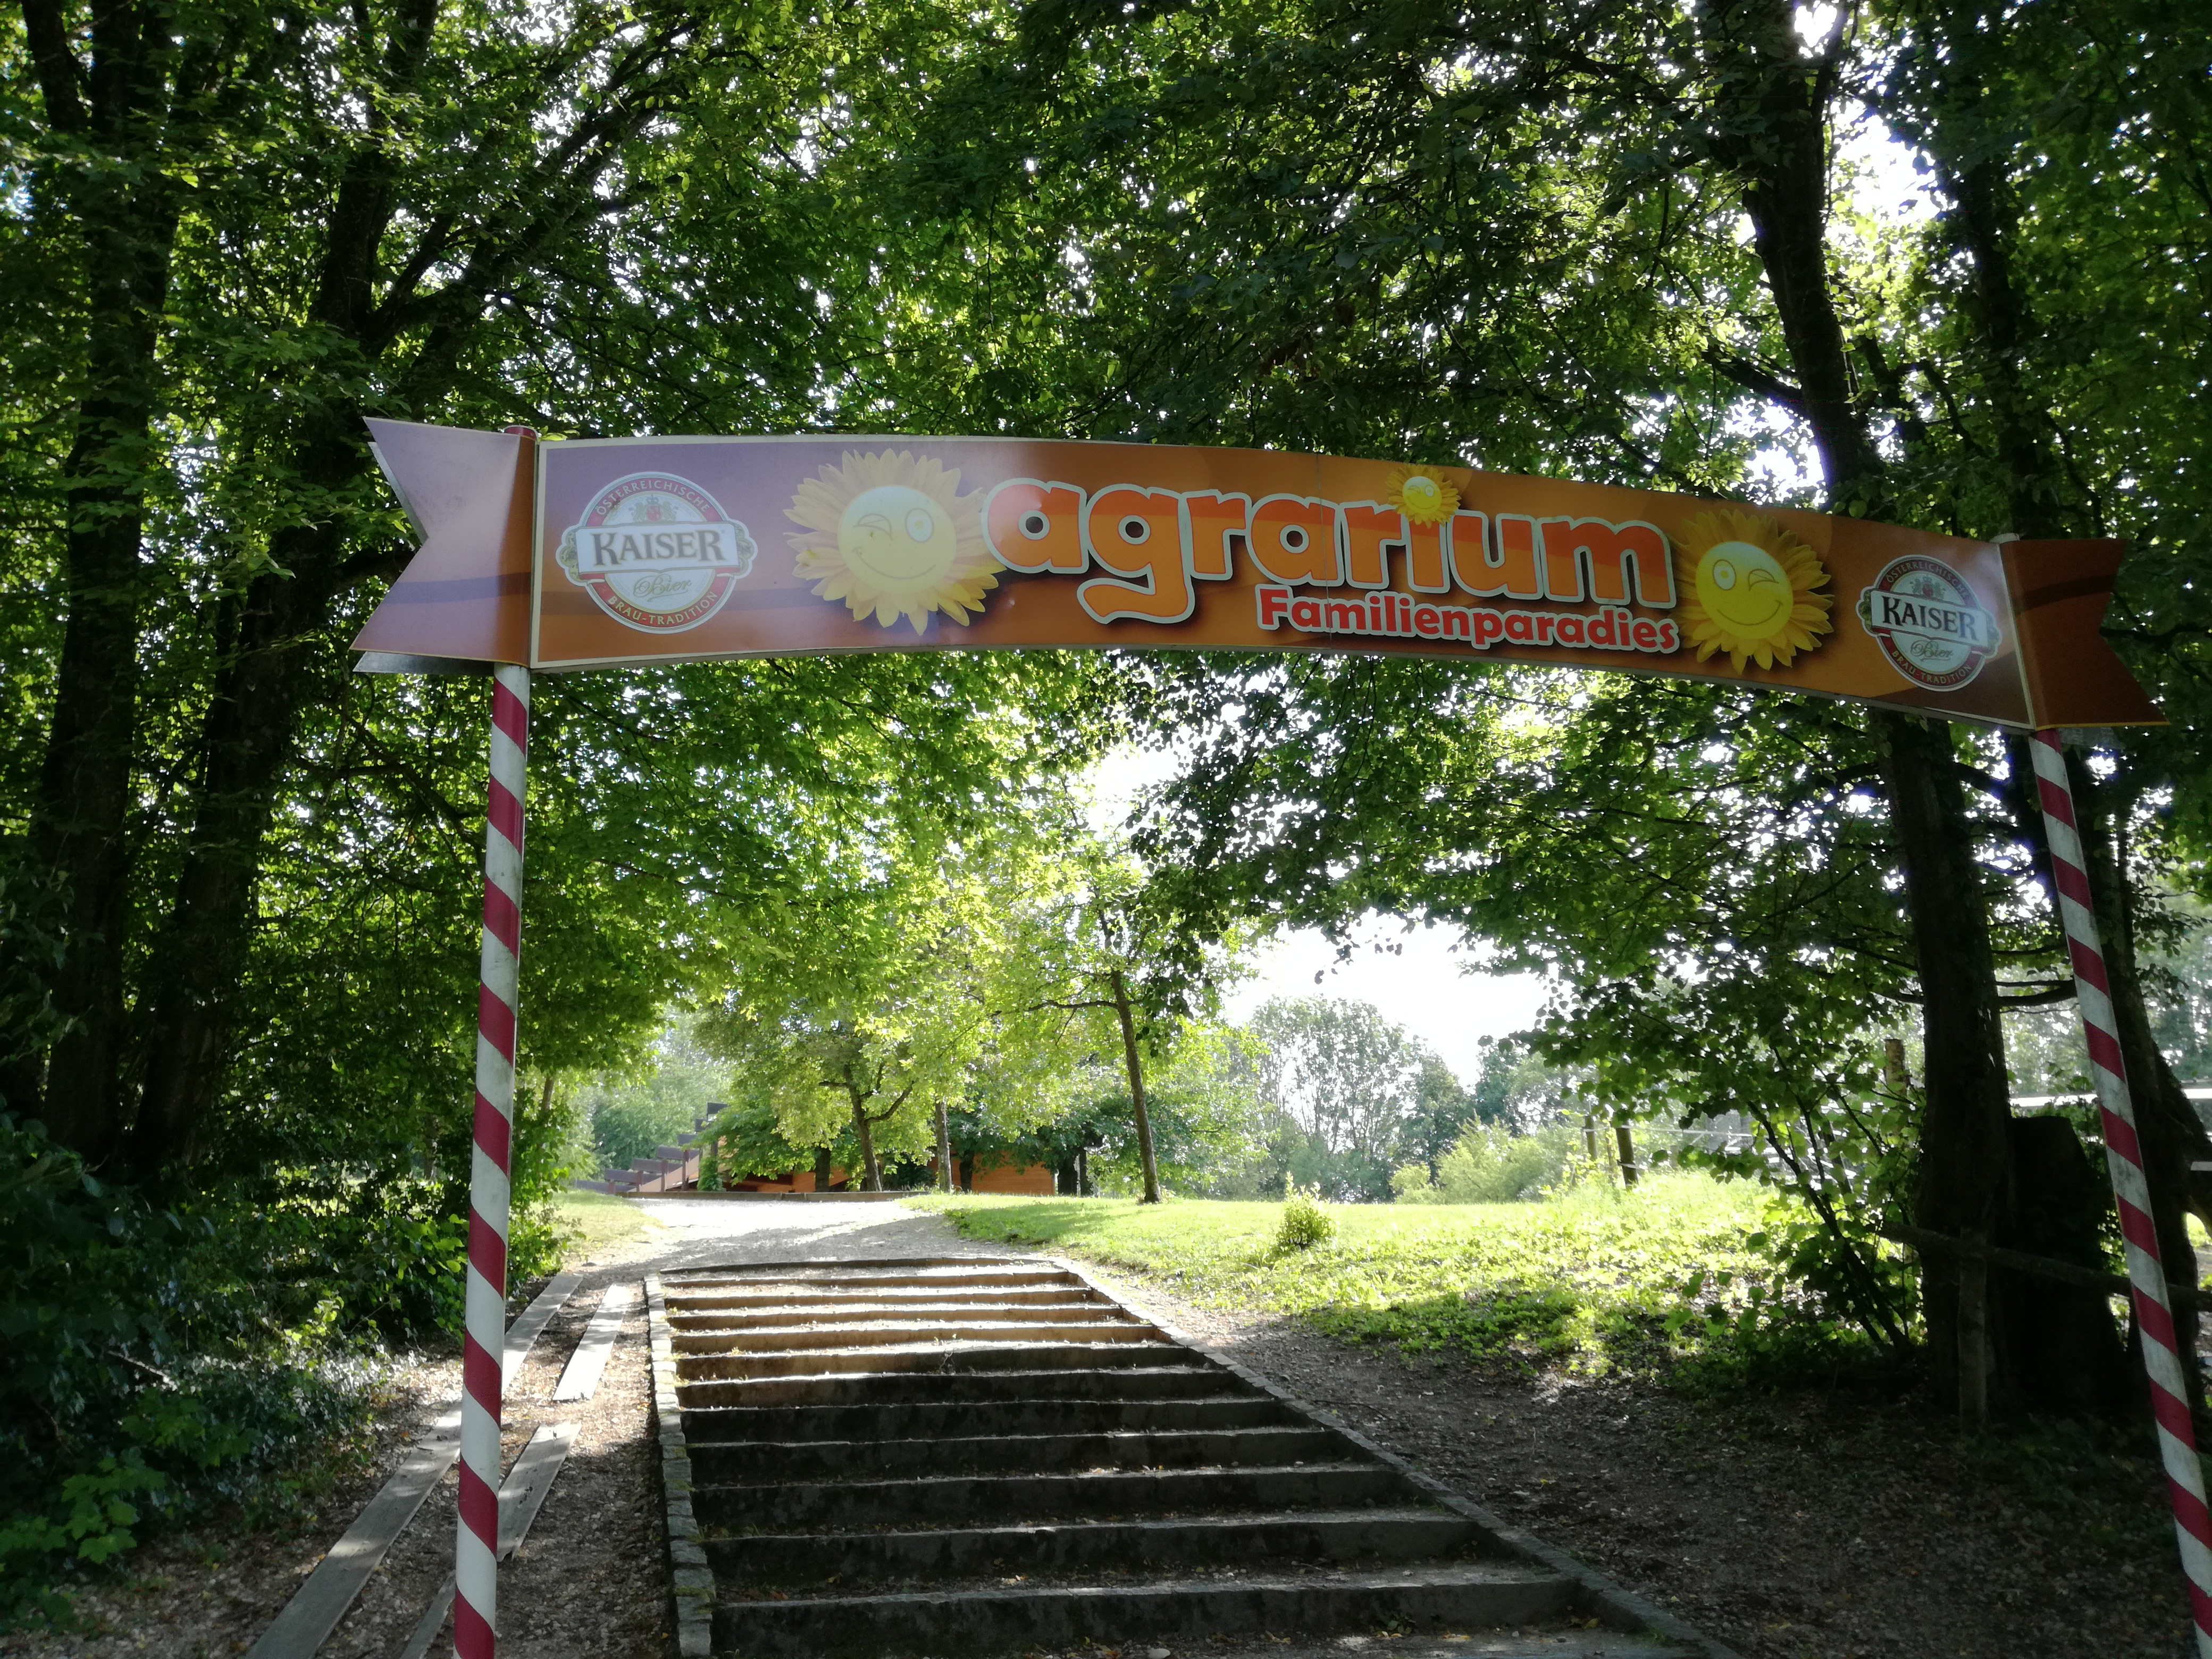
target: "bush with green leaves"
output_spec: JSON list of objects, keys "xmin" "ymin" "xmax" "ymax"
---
[
  {"xmin": 1275, "ymin": 1183, "xmax": 1336, "ymax": 1251},
  {"xmin": 0, "ymin": 1114, "xmax": 569, "ymax": 1624},
  {"xmin": 1393, "ymin": 1123, "xmax": 1582, "ymax": 1205}
]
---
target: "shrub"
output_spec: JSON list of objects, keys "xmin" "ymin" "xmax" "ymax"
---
[
  {"xmin": 0, "ymin": 1112, "xmax": 573, "ymax": 1624},
  {"xmin": 1275, "ymin": 1183, "xmax": 1335, "ymax": 1250},
  {"xmin": 1389, "ymin": 1163, "xmax": 1437, "ymax": 1200},
  {"xmin": 1393, "ymin": 1122, "xmax": 1581, "ymax": 1204}
]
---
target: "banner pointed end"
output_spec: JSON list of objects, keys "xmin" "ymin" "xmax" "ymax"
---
[
  {"xmin": 353, "ymin": 421, "xmax": 535, "ymax": 666},
  {"xmin": 2002, "ymin": 540, "xmax": 2165, "ymax": 729}
]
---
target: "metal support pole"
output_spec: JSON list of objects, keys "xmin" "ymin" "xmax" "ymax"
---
[
  {"xmin": 456, "ymin": 663, "xmax": 530, "ymax": 1659},
  {"xmin": 2029, "ymin": 728, "xmax": 2212, "ymax": 1655}
]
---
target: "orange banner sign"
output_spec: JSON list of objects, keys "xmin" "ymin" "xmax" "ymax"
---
[{"xmin": 351, "ymin": 421, "xmax": 2159, "ymax": 728}]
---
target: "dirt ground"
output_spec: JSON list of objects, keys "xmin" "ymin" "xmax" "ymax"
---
[
  {"xmin": 1085, "ymin": 1262, "xmax": 2198, "ymax": 1659},
  {"xmin": 7, "ymin": 1199, "xmax": 2199, "ymax": 1659}
]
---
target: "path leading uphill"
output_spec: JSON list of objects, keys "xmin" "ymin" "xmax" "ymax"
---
[
  {"xmin": 652, "ymin": 1251, "xmax": 1731, "ymax": 1658},
  {"xmin": 11, "ymin": 1197, "xmax": 2187, "ymax": 1659}
]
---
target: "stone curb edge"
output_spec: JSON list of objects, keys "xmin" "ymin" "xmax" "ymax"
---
[
  {"xmin": 1050, "ymin": 1254, "xmax": 1749, "ymax": 1659},
  {"xmin": 646, "ymin": 1271, "xmax": 715, "ymax": 1658}
]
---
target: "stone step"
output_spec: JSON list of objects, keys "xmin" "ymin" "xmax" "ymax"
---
[
  {"xmin": 669, "ymin": 1266, "xmax": 1079, "ymax": 1295},
  {"xmin": 671, "ymin": 1255, "xmax": 1037, "ymax": 1272},
  {"xmin": 675, "ymin": 1364, "xmax": 1251, "ymax": 1411},
  {"xmin": 671, "ymin": 1277, "xmax": 1087, "ymax": 1300},
  {"xmin": 706, "ymin": 1508, "xmax": 1486, "ymax": 1588},
  {"xmin": 675, "ymin": 1320, "xmax": 1163, "ymax": 1354},
  {"xmin": 650, "ymin": 1259, "xmax": 1733, "ymax": 1659},
  {"xmin": 668, "ymin": 1292, "xmax": 1093, "ymax": 1318},
  {"xmin": 688, "ymin": 1425, "xmax": 1345, "ymax": 1482},
  {"xmin": 666, "ymin": 1266, "xmax": 1079, "ymax": 1286},
  {"xmin": 671, "ymin": 1285, "xmax": 1103, "ymax": 1312},
  {"xmin": 708, "ymin": 1562, "xmax": 1581, "ymax": 1657},
  {"xmin": 676, "ymin": 1342, "xmax": 1187, "ymax": 1385},
  {"xmin": 671, "ymin": 1301, "xmax": 1145, "ymax": 1331},
  {"xmin": 693, "ymin": 1462, "xmax": 1412, "ymax": 1530},
  {"xmin": 1195, "ymin": 1638, "xmax": 1695, "ymax": 1658},
  {"xmin": 680, "ymin": 1394, "xmax": 1291, "ymax": 1444}
]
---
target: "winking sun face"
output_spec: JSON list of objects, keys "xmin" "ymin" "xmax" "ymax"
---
[
  {"xmin": 786, "ymin": 451, "xmax": 1001, "ymax": 632},
  {"xmin": 1382, "ymin": 466, "xmax": 1461, "ymax": 526},
  {"xmin": 1674, "ymin": 509, "xmax": 1833, "ymax": 673}
]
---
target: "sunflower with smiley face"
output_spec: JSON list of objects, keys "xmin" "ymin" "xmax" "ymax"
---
[
  {"xmin": 1382, "ymin": 465, "xmax": 1461, "ymax": 526},
  {"xmin": 786, "ymin": 451, "xmax": 1001, "ymax": 632},
  {"xmin": 1673, "ymin": 509, "xmax": 1833, "ymax": 672}
]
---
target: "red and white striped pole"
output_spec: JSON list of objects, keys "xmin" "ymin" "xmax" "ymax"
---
[
  {"xmin": 2030, "ymin": 727, "xmax": 2212, "ymax": 1655},
  {"xmin": 456, "ymin": 663, "xmax": 530, "ymax": 1659}
]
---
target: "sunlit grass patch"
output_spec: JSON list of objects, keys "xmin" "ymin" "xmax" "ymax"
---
[
  {"xmin": 550, "ymin": 1188, "xmax": 663, "ymax": 1257},
  {"xmin": 909, "ymin": 1171, "xmax": 1779, "ymax": 1381}
]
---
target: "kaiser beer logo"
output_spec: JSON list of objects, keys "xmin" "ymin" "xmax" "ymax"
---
[
  {"xmin": 558, "ymin": 473, "xmax": 756, "ymax": 633},
  {"xmin": 1856, "ymin": 554, "xmax": 2000, "ymax": 691}
]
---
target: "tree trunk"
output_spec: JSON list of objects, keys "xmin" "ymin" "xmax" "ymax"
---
[
  {"xmin": 126, "ymin": 593, "xmax": 323, "ymax": 1178},
  {"xmin": 1948, "ymin": 152, "xmax": 2071, "ymax": 540},
  {"xmin": 1696, "ymin": 0, "xmax": 2028, "ymax": 1417},
  {"xmin": 850, "ymin": 1097, "xmax": 882, "ymax": 1191},
  {"xmin": 1906, "ymin": 4, "xmax": 2075, "ymax": 545},
  {"xmin": 935, "ymin": 1101, "xmax": 953, "ymax": 1192},
  {"xmin": 1696, "ymin": 0, "xmax": 1888, "ymax": 510},
  {"xmin": 17, "ymin": 0, "xmax": 705, "ymax": 1182},
  {"xmin": 31, "ymin": 398, "xmax": 156, "ymax": 1162},
  {"xmin": 1930, "ymin": 57, "xmax": 2204, "ymax": 1410},
  {"xmin": 1998, "ymin": 1115, "xmax": 2133, "ymax": 1416},
  {"xmin": 814, "ymin": 1144, "xmax": 835, "ymax": 1191},
  {"xmin": 1881, "ymin": 712, "xmax": 2016, "ymax": 1418},
  {"xmin": 1109, "ymin": 968, "xmax": 1161, "ymax": 1204},
  {"xmin": 1995, "ymin": 740, "xmax": 2181, "ymax": 1419},
  {"xmin": 123, "ymin": 20, "xmax": 450, "ymax": 1165},
  {"xmin": 129, "ymin": 433, "xmax": 367, "ymax": 1182},
  {"xmin": 1614, "ymin": 1122, "xmax": 1638, "ymax": 1187},
  {"xmin": 91, "ymin": 0, "xmax": 589, "ymax": 1181},
  {"xmin": 1955, "ymin": 1228, "xmax": 1990, "ymax": 1431},
  {"xmin": 21, "ymin": 7, "xmax": 187, "ymax": 1162}
]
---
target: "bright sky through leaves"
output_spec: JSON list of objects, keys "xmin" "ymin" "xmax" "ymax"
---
[{"xmin": 1087, "ymin": 743, "xmax": 1546, "ymax": 1078}]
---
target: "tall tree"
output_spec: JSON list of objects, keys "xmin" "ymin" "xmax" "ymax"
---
[
  {"xmin": 1, "ymin": 0, "xmax": 1167, "ymax": 1194},
  {"xmin": 701, "ymin": 813, "xmax": 1111, "ymax": 1191},
  {"xmin": 1678, "ymin": 0, "xmax": 2029, "ymax": 1419},
  {"xmin": 7, "ymin": 0, "xmax": 269, "ymax": 1152},
  {"xmin": 4, "ymin": 0, "xmax": 864, "ymax": 1174},
  {"xmin": 905, "ymin": 0, "xmax": 2199, "ymax": 1410},
  {"xmin": 1864, "ymin": 0, "xmax": 2212, "ymax": 1400},
  {"xmin": 995, "ymin": 836, "xmax": 1249, "ymax": 1204},
  {"xmin": 1249, "ymin": 996, "xmax": 1430, "ymax": 1202},
  {"xmin": 1403, "ymin": 1052, "xmax": 1482, "ymax": 1182},
  {"xmin": 935, "ymin": 0, "xmax": 2195, "ymax": 1415}
]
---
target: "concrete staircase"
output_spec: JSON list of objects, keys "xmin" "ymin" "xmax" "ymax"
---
[{"xmin": 648, "ymin": 1257, "xmax": 1735, "ymax": 1659}]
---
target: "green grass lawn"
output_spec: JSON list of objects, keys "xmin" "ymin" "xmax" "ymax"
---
[
  {"xmin": 550, "ymin": 1187, "xmax": 664, "ymax": 1256},
  {"xmin": 908, "ymin": 1171, "xmax": 1784, "ymax": 1382}
]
